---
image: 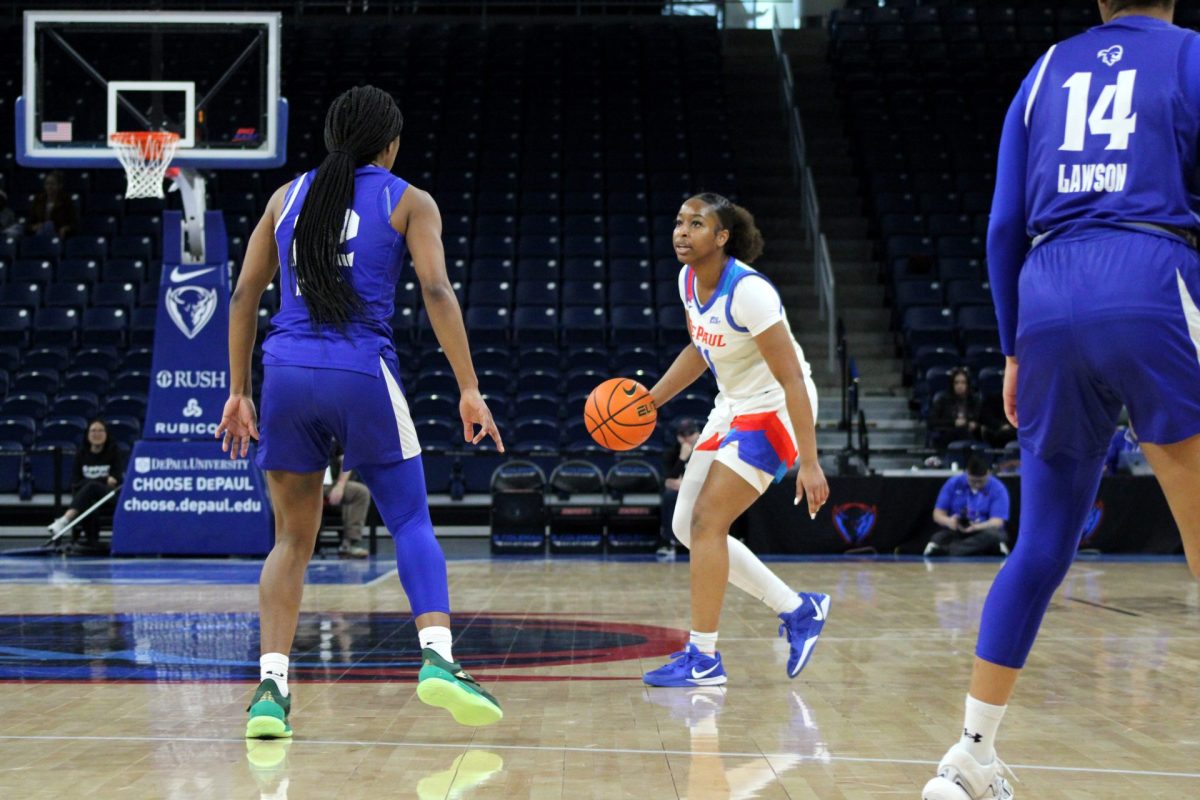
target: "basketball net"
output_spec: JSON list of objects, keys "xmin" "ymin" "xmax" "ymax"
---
[{"xmin": 109, "ymin": 131, "xmax": 180, "ymax": 199}]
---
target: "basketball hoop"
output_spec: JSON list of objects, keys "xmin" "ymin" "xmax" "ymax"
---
[{"xmin": 109, "ymin": 131, "xmax": 180, "ymax": 199}]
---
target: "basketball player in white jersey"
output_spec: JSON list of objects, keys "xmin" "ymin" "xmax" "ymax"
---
[{"xmin": 643, "ymin": 193, "xmax": 832, "ymax": 687}]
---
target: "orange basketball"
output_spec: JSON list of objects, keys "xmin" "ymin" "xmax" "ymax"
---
[{"xmin": 584, "ymin": 378, "xmax": 658, "ymax": 451}]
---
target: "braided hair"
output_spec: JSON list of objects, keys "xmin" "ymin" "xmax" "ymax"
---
[
  {"xmin": 291, "ymin": 85, "xmax": 404, "ymax": 328},
  {"xmin": 690, "ymin": 192, "xmax": 765, "ymax": 264}
]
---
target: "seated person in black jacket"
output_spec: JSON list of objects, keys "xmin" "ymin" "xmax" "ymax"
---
[
  {"xmin": 47, "ymin": 419, "xmax": 125, "ymax": 544},
  {"xmin": 928, "ymin": 367, "xmax": 981, "ymax": 452}
]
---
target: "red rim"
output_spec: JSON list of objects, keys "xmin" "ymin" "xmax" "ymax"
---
[{"xmin": 109, "ymin": 131, "xmax": 180, "ymax": 159}]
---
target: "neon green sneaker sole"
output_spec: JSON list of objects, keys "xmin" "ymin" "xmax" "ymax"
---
[
  {"xmin": 417, "ymin": 668, "xmax": 503, "ymax": 727},
  {"xmin": 246, "ymin": 711, "xmax": 293, "ymax": 739}
]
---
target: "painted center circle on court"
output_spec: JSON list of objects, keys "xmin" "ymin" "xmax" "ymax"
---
[{"xmin": 0, "ymin": 612, "xmax": 684, "ymax": 682}]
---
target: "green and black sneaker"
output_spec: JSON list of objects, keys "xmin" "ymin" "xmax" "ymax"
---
[
  {"xmin": 245, "ymin": 678, "xmax": 293, "ymax": 739},
  {"xmin": 416, "ymin": 648, "xmax": 503, "ymax": 727}
]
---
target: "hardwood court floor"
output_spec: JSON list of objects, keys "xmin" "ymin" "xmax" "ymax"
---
[{"xmin": 0, "ymin": 554, "xmax": 1197, "ymax": 799}]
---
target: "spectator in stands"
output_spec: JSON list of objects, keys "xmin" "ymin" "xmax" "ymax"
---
[
  {"xmin": 47, "ymin": 419, "xmax": 125, "ymax": 547},
  {"xmin": 325, "ymin": 440, "xmax": 370, "ymax": 558},
  {"xmin": 658, "ymin": 418, "xmax": 700, "ymax": 559},
  {"xmin": 0, "ymin": 190, "xmax": 22, "ymax": 237},
  {"xmin": 928, "ymin": 368, "xmax": 981, "ymax": 451},
  {"xmin": 924, "ymin": 457, "xmax": 1010, "ymax": 558},
  {"xmin": 26, "ymin": 170, "xmax": 78, "ymax": 239}
]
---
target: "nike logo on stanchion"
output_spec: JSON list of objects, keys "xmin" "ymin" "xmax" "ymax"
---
[
  {"xmin": 170, "ymin": 266, "xmax": 217, "ymax": 282},
  {"xmin": 690, "ymin": 663, "xmax": 721, "ymax": 679}
]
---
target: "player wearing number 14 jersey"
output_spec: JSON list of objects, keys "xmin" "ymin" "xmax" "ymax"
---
[
  {"xmin": 642, "ymin": 193, "xmax": 831, "ymax": 688},
  {"xmin": 923, "ymin": 3, "xmax": 1200, "ymax": 798}
]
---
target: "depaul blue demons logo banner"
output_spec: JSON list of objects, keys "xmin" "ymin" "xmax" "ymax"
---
[
  {"xmin": 111, "ymin": 212, "xmax": 273, "ymax": 556},
  {"xmin": 832, "ymin": 502, "xmax": 878, "ymax": 545},
  {"xmin": 111, "ymin": 440, "xmax": 273, "ymax": 555},
  {"xmin": 142, "ymin": 211, "xmax": 231, "ymax": 441}
]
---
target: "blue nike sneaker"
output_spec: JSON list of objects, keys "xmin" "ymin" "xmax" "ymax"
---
[
  {"xmin": 778, "ymin": 592, "xmax": 831, "ymax": 678},
  {"xmin": 643, "ymin": 644, "xmax": 728, "ymax": 687}
]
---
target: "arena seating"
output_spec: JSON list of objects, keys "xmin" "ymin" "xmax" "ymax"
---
[
  {"xmin": 826, "ymin": 0, "xmax": 1200, "ymax": 424},
  {"xmin": 0, "ymin": 19, "xmax": 730, "ymax": 495}
]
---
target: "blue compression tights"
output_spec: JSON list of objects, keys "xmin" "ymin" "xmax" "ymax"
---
[
  {"xmin": 356, "ymin": 458, "xmax": 450, "ymax": 617},
  {"xmin": 975, "ymin": 447, "xmax": 1105, "ymax": 669}
]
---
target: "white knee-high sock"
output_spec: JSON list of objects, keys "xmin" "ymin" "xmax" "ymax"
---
[
  {"xmin": 674, "ymin": 476, "xmax": 800, "ymax": 616},
  {"xmin": 726, "ymin": 536, "xmax": 802, "ymax": 614}
]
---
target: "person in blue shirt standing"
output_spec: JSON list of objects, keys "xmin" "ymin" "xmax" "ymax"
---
[
  {"xmin": 924, "ymin": 459, "xmax": 1010, "ymax": 558},
  {"xmin": 217, "ymin": 86, "xmax": 505, "ymax": 739},
  {"xmin": 923, "ymin": 3, "xmax": 1200, "ymax": 799}
]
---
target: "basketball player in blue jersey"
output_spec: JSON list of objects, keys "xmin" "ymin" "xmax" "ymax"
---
[
  {"xmin": 924, "ymin": 3, "xmax": 1200, "ymax": 797},
  {"xmin": 216, "ymin": 86, "xmax": 505, "ymax": 738}
]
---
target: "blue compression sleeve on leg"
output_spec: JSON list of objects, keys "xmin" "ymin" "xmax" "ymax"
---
[
  {"xmin": 356, "ymin": 458, "xmax": 451, "ymax": 616},
  {"xmin": 975, "ymin": 447, "xmax": 1105, "ymax": 668}
]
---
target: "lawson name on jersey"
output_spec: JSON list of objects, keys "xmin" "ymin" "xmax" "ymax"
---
[{"xmin": 1057, "ymin": 162, "xmax": 1128, "ymax": 194}]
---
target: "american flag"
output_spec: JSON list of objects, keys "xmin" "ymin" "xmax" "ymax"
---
[{"xmin": 41, "ymin": 121, "xmax": 73, "ymax": 143}]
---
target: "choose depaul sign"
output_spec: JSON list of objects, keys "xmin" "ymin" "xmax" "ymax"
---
[
  {"xmin": 112, "ymin": 212, "xmax": 273, "ymax": 555},
  {"xmin": 112, "ymin": 441, "xmax": 272, "ymax": 555}
]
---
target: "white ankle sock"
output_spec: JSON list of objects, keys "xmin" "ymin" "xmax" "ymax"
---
[
  {"xmin": 726, "ymin": 536, "xmax": 801, "ymax": 614},
  {"xmin": 962, "ymin": 694, "xmax": 1007, "ymax": 763},
  {"xmin": 419, "ymin": 625, "xmax": 454, "ymax": 662},
  {"xmin": 260, "ymin": 652, "xmax": 289, "ymax": 697},
  {"xmin": 689, "ymin": 630, "xmax": 718, "ymax": 656}
]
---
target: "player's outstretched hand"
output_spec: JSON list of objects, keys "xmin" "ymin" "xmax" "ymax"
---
[
  {"xmin": 216, "ymin": 395, "xmax": 259, "ymax": 459},
  {"xmin": 795, "ymin": 461, "xmax": 829, "ymax": 520},
  {"xmin": 461, "ymin": 388, "xmax": 505, "ymax": 453},
  {"xmin": 1003, "ymin": 356, "xmax": 1019, "ymax": 428}
]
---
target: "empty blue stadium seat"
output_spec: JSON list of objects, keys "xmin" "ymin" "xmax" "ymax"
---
[
  {"xmin": 44, "ymin": 282, "xmax": 90, "ymax": 310},
  {"xmin": 465, "ymin": 306, "xmax": 510, "ymax": 340},
  {"xmin": 81, "ymin": 307, "xmax": 128, "ymax": 346},
  {"xmin": 49, "ymin": 393, "xmax": 99, "ymax": 420},
  {"xmin": 29, "ymin": 443, "xmax": 76, "ymax": 493},
  {"xmin": 102, "ymin": 393, "xmax": 147, "ymax": 419},
  {"xmin": 32, "ymin": 308, "xmax": 77, "ymax": 346},
  {"xmin": 512, "ymin": 392, "xmax": 561, "ymax": 420},
  {"xmin": 12, "ymin": 370, "xmax": 59, "ymax": 396},
  {"xmin": 111, "ymin": 236, "xmax": 154, "ymax": 261},
  {"xmin": 561, "ymin": 306, "xmax": 606, "ymax": 346},
  {"xmin": 0, "ymin": 284, "xmax": 42, "ymax": 310},
  {"xmin": 104, "ymin": 259, "xmax": 147, "ymax": 285},
  {"xmin": 512, "ymin": 306, "xmax": 559, "ymax": 345},
  {"xmin": 103, "ymin": 416, "xmax": 141, "ymax": 446},
  {"xmin": 65, "ymin": 236, "xmax": 108, "ymax": 261},
  {"xmin": 0, "ymin": 393, "xmax": 46, "ymax": 422},
  {"xmin": 58, "ymin": 258, "xmax": 101, "ymax": 285},
  {"xmin": 10, "ymin": 260, "xmax": 54, "ymax": 285},
  {"xmin": 610, "ymin": 305, "xmax": 656, "ymax": 346},
  {"xmin": 415, "ymin": 419, "xmax": 457, "ymax": 452},
  {"xmin": 18, "ymin": 235, "xmax": 60, "ymax": 262},
  {"xmin": 38, "ymin": 417, "xmax": 87, "ymax": 446}
]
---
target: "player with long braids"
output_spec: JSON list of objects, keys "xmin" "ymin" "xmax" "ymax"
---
[{"xmin": 218, "ymin": 85, "xmax": 505, "ymax": 738}]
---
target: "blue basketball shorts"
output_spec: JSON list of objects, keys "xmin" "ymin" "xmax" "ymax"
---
[
  {"xmin": 1016, "ymin": 229, "xmax": 1200, "ymax": 460},
  {"xmin": 256, "ymin": 356, "xmax": 422, "ymax": 473}
]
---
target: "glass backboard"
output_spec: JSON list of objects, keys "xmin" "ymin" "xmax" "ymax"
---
[{"xmin": 17, "ymin": 10, "xmax": 286, "ymax": 169}]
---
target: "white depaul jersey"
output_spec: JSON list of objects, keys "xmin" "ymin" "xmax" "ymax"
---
[{"xmin": 678, "ymin": 258, "xmax": 813, "ymax": 404}]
